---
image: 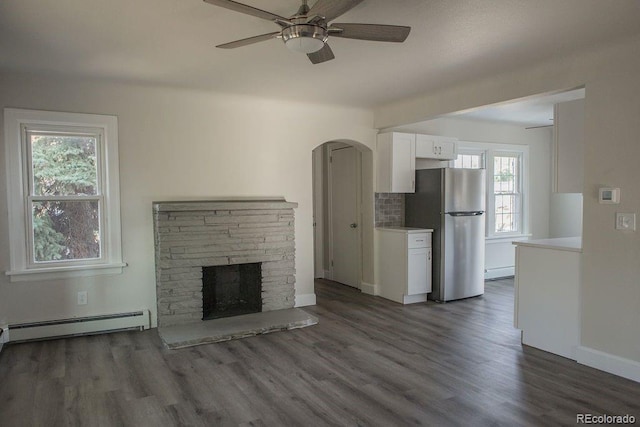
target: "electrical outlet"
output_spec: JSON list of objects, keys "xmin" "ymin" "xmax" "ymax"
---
[{"xmin": 77, "ymin": 291, "xmax": 88, "ymax": 305}]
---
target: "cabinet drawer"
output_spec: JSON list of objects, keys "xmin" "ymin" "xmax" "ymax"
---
[{"xmin": 408, "ymin": 233, "xmax": 431, "ymax": 248}]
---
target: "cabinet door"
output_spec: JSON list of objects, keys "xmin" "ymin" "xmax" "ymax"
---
[
  {"xmin": 435, "ymin": 140, "xmax": 457, "ymax": 160},
  {"xmin": 415, "ymin": 134, "xmax": 436, "ymax": 157},
  {"xmin": 376, "ymin": 132, "xmax": 415, "ymax": 193},
  {"xmin": 416, "ymin": 135, "xmax": 457, "ymax": 160},
  {"xmin": 407, "ymin": 247, "xmax": 429, "ymax": 295},
  {"xmin": 391, "ymin": 133, "xmax": 416, "ymax": 192}
]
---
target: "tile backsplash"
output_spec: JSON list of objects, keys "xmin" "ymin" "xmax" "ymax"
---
[{"xmin": 375, "ymin": 193, "xmax": 404, "ymax": 227}]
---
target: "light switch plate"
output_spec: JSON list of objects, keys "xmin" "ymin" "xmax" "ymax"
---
[{"xmin": 616, "ymin": 213, "xmax": 636, "ymax": 231}]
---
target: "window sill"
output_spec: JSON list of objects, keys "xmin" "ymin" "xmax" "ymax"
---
[{"xmin": 5, "ymin": 262, "xmax": 127, "ymax": 282}]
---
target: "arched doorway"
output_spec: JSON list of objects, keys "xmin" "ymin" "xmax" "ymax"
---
[{"xmin": 311, "ymin": 140, "xmax": 374, "ymax": 291}]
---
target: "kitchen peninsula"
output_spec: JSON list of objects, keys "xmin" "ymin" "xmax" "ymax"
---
[{"xmin": 513, "ymin": 237, "xmax": 582, "ymax": 360}]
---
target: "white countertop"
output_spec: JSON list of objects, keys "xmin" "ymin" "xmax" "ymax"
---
[
  {"xmin": 513, "ymin": 236, "xmax": 582, "ymax": 253},
  {"xmin": 376, "ymin": 227, "xmax": 433, "ymax": 233}
]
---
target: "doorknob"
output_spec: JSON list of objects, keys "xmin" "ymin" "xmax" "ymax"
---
[{"xmin": 350, "ymin": 223, "xmax": 358, "ymax": 228}]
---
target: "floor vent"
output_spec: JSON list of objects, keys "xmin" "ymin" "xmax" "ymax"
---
[{"xmin": 8, "ymin": 310, "xmax": 150, "ymax": 343}]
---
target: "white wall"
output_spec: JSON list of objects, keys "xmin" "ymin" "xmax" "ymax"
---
[
  {"xmin": 0, "ymin": 72, "xmax": 375, "ymax": 327},
  {"xmin": 374, "ymin": 35, "xmax": 640, "ymax": 372},
  {"xmin": 549, "ymin": 193, "xmax": 583, "ymax": 237}
]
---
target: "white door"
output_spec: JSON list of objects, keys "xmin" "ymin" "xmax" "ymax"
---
[{"xmin": 330, "ymin": 146, "xmax": 360, "ymax": 288}]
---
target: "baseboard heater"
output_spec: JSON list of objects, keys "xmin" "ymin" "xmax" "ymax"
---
[
  {"xmin": 8, "ymin": 310, "xmax": 151, "ymax": 343},
  {"xmin": 484, "ymin": 267, "xmax": 515, "ymax": 280}
]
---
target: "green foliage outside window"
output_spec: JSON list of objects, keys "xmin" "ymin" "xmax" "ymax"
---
[{"xmin": 30, "ymin": 134, "xmax": 100, "ymax": 262}]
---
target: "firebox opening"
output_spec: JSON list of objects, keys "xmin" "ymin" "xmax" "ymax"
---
[{"xmin": 202, "ymin": 263, "xmax": 262, "ymax": 320}]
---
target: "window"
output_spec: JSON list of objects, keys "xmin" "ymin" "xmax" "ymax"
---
[
  {"xmin": 451, "ymin": 143, "xmax": 527, "ymax": 238},
  {"xmin": 492, "ymin": 153, "xmax": 522, "ymax": 234},
  {"xmin": 452, "ymin": 151, "xmax": 485, "ymax": 169},
  {"xmin": 4, "ymin": 109, "xmax": 124, "ymax": 281}
]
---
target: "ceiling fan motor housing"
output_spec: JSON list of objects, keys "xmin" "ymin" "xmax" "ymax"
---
[{"xmin": 282, "ymin": 24, "xmax": 328, "ymax": 53}]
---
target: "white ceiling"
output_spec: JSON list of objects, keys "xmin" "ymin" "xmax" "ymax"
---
[
  {"xmin": 449, "ymin": 88, "xmax": 586, "ymax": 127},
  {"xmin": 1, "ymin": 0, "xmax": 639, "ymax": 112}
]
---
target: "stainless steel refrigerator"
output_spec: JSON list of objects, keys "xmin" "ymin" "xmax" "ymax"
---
[{"xmin": 405, "ymin": 168, "xmax": 486, "ymax": 302}]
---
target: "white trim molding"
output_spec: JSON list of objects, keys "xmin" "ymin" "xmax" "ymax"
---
[
  {"xmin": 576, "ymin": 346, "xmax": 640, "ymax": 383},
  {"xmin": 360, "ymin": 281, "xmax": 378, "ymax": 295},
  {"xmin": 295, "ymin": 293, "xmax": 317, "ymax": 307},
  {"xmin": 0, "ymin": 326, "xmax": 8, "ymax": 354},
  {"xmin": 4, "ymin": 108, "xmax": 124, "ymax": 282},
  {"xmin": 485, "ymin": 267, "xmax": 514, "ymax": 280}
]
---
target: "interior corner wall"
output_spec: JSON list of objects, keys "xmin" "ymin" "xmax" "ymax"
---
[
  {"xmin": 374, "ymin": 35, "xmax": 640, "ymax": 366},
  {"xmin": 0, "ymin": 72, "xmax": 375, "ymax": 327}
]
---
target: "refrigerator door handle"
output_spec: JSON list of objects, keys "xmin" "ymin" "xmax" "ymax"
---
[{"xmin": 448, "ymin": 211, "xmax": 485, "ymax": 217}]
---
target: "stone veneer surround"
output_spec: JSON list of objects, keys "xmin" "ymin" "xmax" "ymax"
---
[{"xmin": 153, "ymin": 200, "xmax": 297, "ymax": 327}]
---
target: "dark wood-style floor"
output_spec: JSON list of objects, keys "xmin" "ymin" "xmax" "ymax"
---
[{"xmin": 1, "ymin": 278, "xmax": 639, "ymax": 426}]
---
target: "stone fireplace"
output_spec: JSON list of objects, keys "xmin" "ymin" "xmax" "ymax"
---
[{"xmin": 153, "ymin": 199, "xmax": 298, "ymax": 328}]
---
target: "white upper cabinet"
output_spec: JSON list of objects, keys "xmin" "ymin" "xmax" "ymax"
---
[
  {"xmin": 415, "ymin": 134, "xmax": 458, "ymax": 160},
  {"xmin": 553, "ymin": 98, "xmax": 585, "ymax": 193},
  {"xmin": 376, "ymin": 132, "xmax": 416, "ymax": 193}
]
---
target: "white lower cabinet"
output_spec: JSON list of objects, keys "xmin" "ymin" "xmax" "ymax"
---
[
  {"xmin": 513, "ymin": 238, "xmax": 581, "ymax": 360},
  {"xmin": 376, "ymin": 227, "xmax": 432, "ymax": 304}
]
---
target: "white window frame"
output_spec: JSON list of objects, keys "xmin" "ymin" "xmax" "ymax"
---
[
  {"xmin": 4, "ymin": 108, "xmax": 125, "ymax": 281},
  {"xmin": 490, "ymin": 151, "xmax": 524, "ymax": 237},
  {"xmin": 450, "ymin": 141, "xmax": 530, "ymax": 240},
  {"xmin": 451, "ymin": 148, "xmax": 486, "ymax": 169}
]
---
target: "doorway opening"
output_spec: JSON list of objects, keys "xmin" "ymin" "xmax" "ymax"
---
[{"xmin": 312, "ymin": 140, "xmax": 373, "ymax": 292}]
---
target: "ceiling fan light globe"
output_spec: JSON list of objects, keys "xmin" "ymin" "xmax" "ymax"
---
[
  {"xmin": 282, "ymin": 24, "xmax": 328, "ymax": 54},
  {"xmin": 285, "ymin": 37, "xmax": 325, "ymax": 53}
]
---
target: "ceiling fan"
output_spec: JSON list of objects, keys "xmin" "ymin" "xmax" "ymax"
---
[{"xmin": 203, "ymin": 0, "xmax": 411, "ymax": 64}]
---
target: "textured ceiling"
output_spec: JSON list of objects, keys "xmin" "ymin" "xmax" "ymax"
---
[{"xmin": 1, "ymin": 0, "xmax": 639, "ymax": 109}]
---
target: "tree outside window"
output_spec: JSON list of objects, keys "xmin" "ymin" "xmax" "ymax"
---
[{"xmin": 28, "ymin": 131, "xmax": 102, "ymax": 263}]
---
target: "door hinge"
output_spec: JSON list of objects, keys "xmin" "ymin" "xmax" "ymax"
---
[{"xmin": 331, "ymin": 260, "xmax": 334, "ymax": 267}]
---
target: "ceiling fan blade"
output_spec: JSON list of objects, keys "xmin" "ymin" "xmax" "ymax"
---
[
  {"xmin": 203, "ymin": 0, "xmax": 287, "ymax": 23},
  {"xmin": 216, "ymin": 32, "xmax": 280, "ymax": 49},
  {"xmin": 307, "ymin": 44, "xmax": 335, "ymax": 64},
  {"xmin": 308, "ymin": 0, "xmax": 364, "ymax": 23},
  {"xmin": 329, "ymin": 23, "xmax": 411, "ymax": 42}
]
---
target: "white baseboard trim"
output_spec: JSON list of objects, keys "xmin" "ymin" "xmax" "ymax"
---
[
  {"xmin": 403, "ymin": 294, "xmax": 427, "ymax": 304},
  {"xmin": 576, "ymin": 346, "xmax": 640, "ymax": 383},
  {"xmin": 0, "ymin": 326, "xmax": 9, "ymax": 353},
  {"xmin": 295, "ymin": 293, "xmax": 316, "ymax": 307},
  {"xmin": 360, "ymin": 281, "xmax": 377, "ymax": 295},
  {"xmin": 485, "ymin": 267, "xmax": 514, "ymax": 280}
]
